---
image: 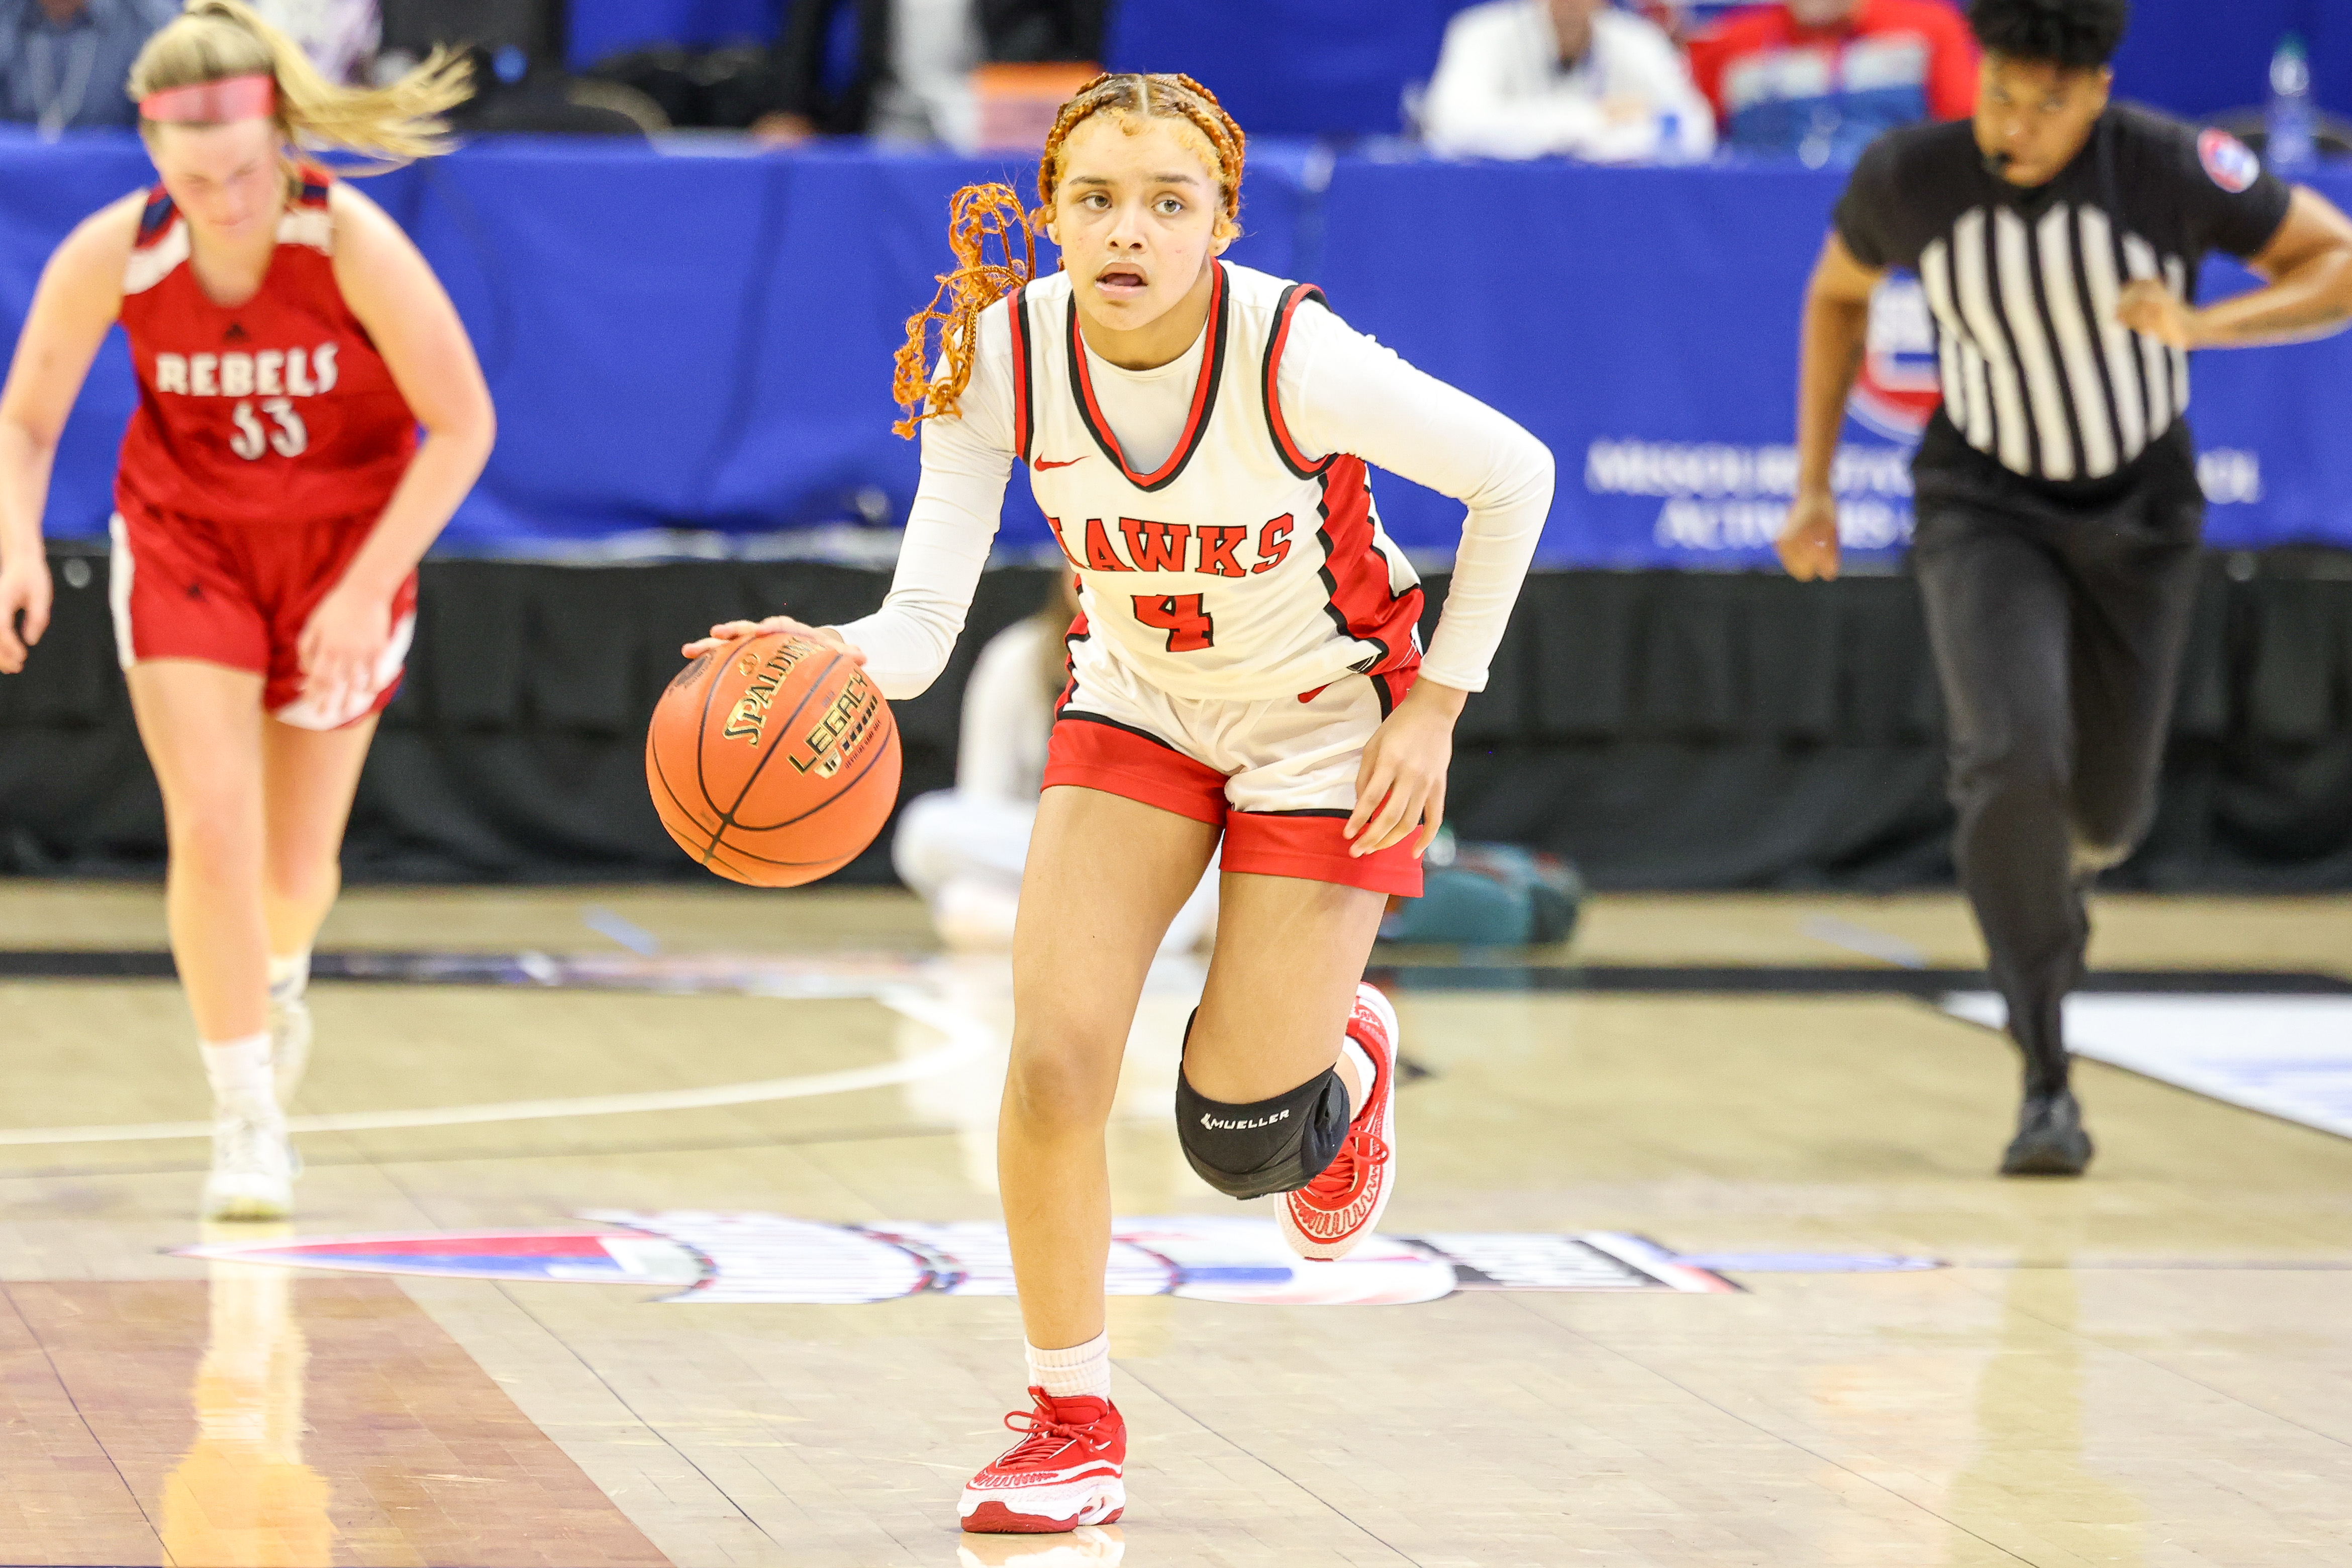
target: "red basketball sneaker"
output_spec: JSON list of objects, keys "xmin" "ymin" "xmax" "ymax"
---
[
  {"xmin": 958, "ymin": 1387, "xmax": 1127, "ymax": 1534},
  {"xmin": 1280, "ymin": 981, "xmax": 1399, "ymax": 1261}
]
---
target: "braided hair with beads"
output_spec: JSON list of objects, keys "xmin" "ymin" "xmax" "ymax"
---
[{"xmin": 891, "ymin": 73, "xmax": 1247, "ymax": 438}]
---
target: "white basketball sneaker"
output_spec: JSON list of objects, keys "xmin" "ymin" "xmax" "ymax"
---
[
  {"xmin": 1279, "ymin": 982, "xmax": 1400, "ymax": 1261},
  {"xmin": 202, "ymin": 1100, "xmax": 295, "ymax": 1221},
  {"xmin": 270, "ymin": 993, "xmax": 312, "ymax": 1107}
]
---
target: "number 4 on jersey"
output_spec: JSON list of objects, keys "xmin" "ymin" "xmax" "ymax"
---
[{"xmin": 1133, "ymin": 593, "xmax": 1214, "ymax": 652}]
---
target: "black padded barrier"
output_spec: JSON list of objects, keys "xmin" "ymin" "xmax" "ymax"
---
[{"xmin": 4, "ymin": 550, "xmax": 2349, "ymax": 890}]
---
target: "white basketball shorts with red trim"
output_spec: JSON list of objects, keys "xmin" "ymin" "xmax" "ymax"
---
[{"xmin": 1042, "ymin": 630, "xmax": 1424, "ymax": 898}]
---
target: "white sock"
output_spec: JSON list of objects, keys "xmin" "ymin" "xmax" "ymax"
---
[
  {"xmin": 201, "ymin": 1033, "xmax": 274, "ymax": 1115},
  {"xmin": 267, "ymin": 950, "xmax": 311, "ymax": 1005},
  {"xmin": 1026, "ymin": 1331, "xmax": 1111, "ymax": 1401},
  {"xmin": 1339, "ymin": 1037, "xmax": 1378, "ymax": 1115}
]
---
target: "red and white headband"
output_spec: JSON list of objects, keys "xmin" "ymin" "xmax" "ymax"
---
[{"xmin": 138, "ymin": 73, "xmax": 276, "ymax": 125}]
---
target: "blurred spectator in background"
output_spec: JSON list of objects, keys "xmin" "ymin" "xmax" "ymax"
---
[
  {"xmin": 1424, "ymin": 0, "xmax": 1715, "ymax": 163},
  {"xmin": 894, "ymin": 571, "xmax": 1216, "ymax": 952},
  {"xmin": 754, "ymin": 0, "xmax": 1101, "ymax": 146},
  {"xmin": 759, "ymin": 0, "xmax": 969, "ymax": 144},
  {"xmin": 376, "ymin": 2, "xmax": 647, "ymax": 136},
  {"xmin": 246, "ymin": 0, "xmax": 377, "ymax": 84},
  {"xmin": 1687, "ymin": 0, "xmax": 1976, "ymax": 162},
  {"xmin": 0, "ymin": 0, "xmax": 174, "ymax": 133},
  {"xmin": 447, "ymin": 39, "xmax": 654, "ymax": 136}
]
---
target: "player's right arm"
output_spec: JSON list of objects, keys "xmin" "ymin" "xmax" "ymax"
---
[
  {"xmin": 1778, "ymin": 230, "xmax": 1884, "ymax": 584},
  {"xmin": 0, "ymin": 193, "xmax": 139, "ymax": 674}
]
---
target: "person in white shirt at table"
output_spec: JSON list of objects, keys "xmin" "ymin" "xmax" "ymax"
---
[{"xmin": 1424, "ymin": 0, "xmax": 1716, "ymax": 164}]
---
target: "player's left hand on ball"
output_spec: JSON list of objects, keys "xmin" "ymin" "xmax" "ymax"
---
[
  {"xmin": 297, "ymin": 584, "xmax": 390, "ymax": 709},
  {"xmin": 680, "ymin": 615, "xmax": 866, "ymax": 665},
  {"xmin": 1348, "ymin": 685, "xmax": 1458, "ymax": 859},
  {"xmin": 2116, "ymin": 278, "xmax": 2197, "ymax": 348}
]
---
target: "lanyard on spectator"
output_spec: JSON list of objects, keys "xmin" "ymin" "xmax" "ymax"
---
[{"xmin": 30, "ymin": 27, "xmax": 99, "ymax": 139}]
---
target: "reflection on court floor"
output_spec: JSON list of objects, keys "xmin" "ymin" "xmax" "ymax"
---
[
  {"xmin": 184, "ymin": 1212, "xmax": 1939, "ymax": 1304},
  {"xmin": 0, "ymin": 1263, "xmax": 667, "ymax": 1567},
  {"xmin": 4, "ymin": 887, "xmax": 2351, "ymax": 1566}
]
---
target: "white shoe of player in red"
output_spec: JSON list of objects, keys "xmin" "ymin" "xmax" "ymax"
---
[
  {"xmin": 958, "ymin": 1387, "xmax": 1126, "ymax": 1534},
  {"xmin": 1280, "ymin": 981, "xmax": 1399, "ymax": 1261}
]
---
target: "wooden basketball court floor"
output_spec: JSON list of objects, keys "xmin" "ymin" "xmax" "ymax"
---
[{"xmin": 4, "ymin": 880, "xmax": 2350, "ymax": 1567}]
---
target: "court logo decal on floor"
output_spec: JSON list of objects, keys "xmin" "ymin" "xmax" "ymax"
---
[{"xmin": 176, "ymin": 1214, "xmax": 1937, "ymax": 1306}]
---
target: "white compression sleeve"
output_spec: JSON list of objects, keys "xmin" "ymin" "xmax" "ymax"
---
[
  {"xmin": 1277, "ymin": 303, "xmax": 1553, "ymax": 694},
  {"xmin": 830, "ymin": 414, "xmax": 1011, "ymax": 700},
  {"xmin": 831, "ymin": 308, "xmax": 1020, "ymax": 701}
]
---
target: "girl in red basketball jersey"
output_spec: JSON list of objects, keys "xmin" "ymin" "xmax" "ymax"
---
[
  {"xmin": 689, "ymin": 74, "xmax": 1551, "ymax": 1532},
  {"xmin": 0, "ymin": 3, "xmax": 490, "ymax": 1220}
]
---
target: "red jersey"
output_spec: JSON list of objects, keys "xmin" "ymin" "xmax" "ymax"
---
[{"xmin": 114, "ymin": 169, "xmax": 417, "ymax": 530}]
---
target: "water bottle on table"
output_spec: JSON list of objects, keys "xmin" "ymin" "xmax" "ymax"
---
[{"xmin": 2268, "ymin": 34, "xmax": 2318, "ymax": 175}]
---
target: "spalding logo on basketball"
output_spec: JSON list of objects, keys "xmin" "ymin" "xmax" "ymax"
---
[
  {"xmin": 1846, "ymin": 273, "xmax": 1941, "ymax": 443},
  {"xmin": 646, "ymin": 631, "xmax": 901, "ymax": 886},
  {"xmin": 2199, "ymin": 128, "xmax": 2261, "ymax": 194}
]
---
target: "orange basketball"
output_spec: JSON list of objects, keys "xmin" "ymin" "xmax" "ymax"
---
[{"xmin": 646, "ymin": 631, "xmax": 901, "ymax": 887}]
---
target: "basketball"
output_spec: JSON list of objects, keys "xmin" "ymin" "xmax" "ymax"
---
[{"xmin": 645, "ymin": 631, "xmax": 901, "ymax": 887}]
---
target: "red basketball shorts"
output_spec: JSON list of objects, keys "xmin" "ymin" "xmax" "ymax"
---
[
  {"xmin": 109, "ymin": 505, "xmax": 416, "ymax": 731},
  {"xmin": 1043, "ymin": 633, "xmax": 1425, "ymax": 898}
]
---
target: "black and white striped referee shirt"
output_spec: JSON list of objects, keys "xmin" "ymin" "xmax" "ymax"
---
[{"xmin": 1834, "ymin": 105, "xmax": 2292, "ymax": 492}]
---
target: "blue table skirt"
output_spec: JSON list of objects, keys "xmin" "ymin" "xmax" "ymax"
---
[{"xmin": 3, "ymin": 128, "xmax": 2346, "ymax": 566}]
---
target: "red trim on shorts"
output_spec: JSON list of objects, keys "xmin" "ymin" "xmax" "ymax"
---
[
  {"xmin": 1224, "ymin": 811, "xmax": 1424, "ymax": 897},
  {"xmin": 1044, "ymin": 710, "xmax": 1228, "ymax": 826},
  {"xmin": 1042, "ymin": 705, "xmax": 1426, "ymax": 896}
]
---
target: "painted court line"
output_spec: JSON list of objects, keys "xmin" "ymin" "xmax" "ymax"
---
[
  {"xmin": 0, "ymin": 991, "xmax": 990, "ymax": 1148},
  {"xmin": 1800, "ymin": 916, "xmax": 1927, "ymax": 969}
]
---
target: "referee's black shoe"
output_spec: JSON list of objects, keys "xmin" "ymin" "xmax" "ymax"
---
[{"xmin": 2001, "ymin": 1089, "xmax": 2094, "ymax": 1178}]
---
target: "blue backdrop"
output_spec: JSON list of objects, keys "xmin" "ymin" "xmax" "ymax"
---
[
  {"xmin": 3, "ymin": 129, "xmax": 2348, "ymax": 567},
  {"xmin": 564, "ymin": 1, "xmax": 2352, "ymax": 135}
]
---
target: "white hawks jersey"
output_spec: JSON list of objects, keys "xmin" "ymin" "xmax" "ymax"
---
[{"xmin": 1006, "ymin": 261, "xmax": 1424, "ymax": 705}]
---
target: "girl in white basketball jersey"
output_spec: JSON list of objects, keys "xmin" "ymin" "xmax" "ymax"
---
[{"xmin": 688, "ymin": 73, "xmax": 1551, "ymax": 1534}]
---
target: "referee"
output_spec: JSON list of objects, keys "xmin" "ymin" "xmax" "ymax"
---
[{"xmin": 1779, "ymin": 0, "xmax": 2352, "ymax": 1175}]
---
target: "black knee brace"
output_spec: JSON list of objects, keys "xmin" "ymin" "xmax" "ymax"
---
[{"xmin": 1175, "ymin": 1065, "xmax": 1351, "ymax": 1200}]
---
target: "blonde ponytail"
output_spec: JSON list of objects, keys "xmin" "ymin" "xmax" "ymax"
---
[{"xmin": 129, "ymin": 0, "xmax": 472, "ymax": 168}]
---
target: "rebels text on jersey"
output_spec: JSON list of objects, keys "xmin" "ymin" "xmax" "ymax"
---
[
  {"xmin": 115, "ymin": 170, "xmax": 418, "ymax": 530},
  {"xmin": 1010, "ymin": 263, "xmax": 1424, "ymax": 704}
]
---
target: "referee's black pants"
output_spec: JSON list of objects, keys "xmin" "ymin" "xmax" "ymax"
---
[{"xmin": 1911, "ymin": 464, "xmax": 2204, "ymax": 1096}]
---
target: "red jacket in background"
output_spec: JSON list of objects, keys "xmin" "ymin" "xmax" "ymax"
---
[{"xmin": 1689, "ymin": 0, "xmax": 1981, "ymax": 150}]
